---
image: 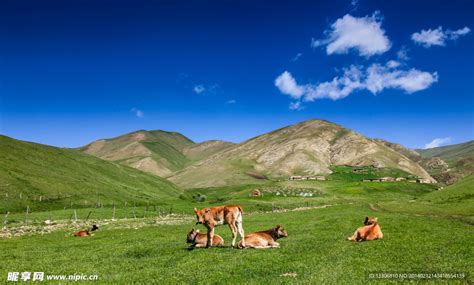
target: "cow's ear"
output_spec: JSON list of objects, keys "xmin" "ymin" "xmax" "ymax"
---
[
  {"xmin": 276, "ymin": 225, "xmax": 281, "ymax": 229},
  {"xmin": 374, "ymin": 217, "xmax": 378, "ymax": 222},
  {"xmin": 364, "ymin": 216, "xmax": 369, "ymax": 225},
  {"xmin": 204, "ymin": 208, "xmax": 211, "ymax": 213},
  {"xmin": 194, "ymin": 208, "xmax": 198, "ymax": 213},
  {"xmin": 196, "ymin": 229, "xmax": 200, "ymax": 233}
]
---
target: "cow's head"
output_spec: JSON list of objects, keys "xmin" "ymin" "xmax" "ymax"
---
[
  {"xmin": 272, "ymin": 225, "xmax": 288, "ymax": 239},
  {"xmin": 186, "ymin": 228, "xmax": 199, "ymax": 243},
  {"xmin": 194, "ymin": 208, "xmax": 212, "ymax": 225},
  {"xmin": 364, "ymin": 216, "xmax": 378, "ymax": 225}
]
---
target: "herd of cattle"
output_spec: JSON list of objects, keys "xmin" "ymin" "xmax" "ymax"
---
[
  {"xmin": 72, "ymin": 204, "xmax": 383, "ymax": 248},
  {"xmin": 187, "ymin": 204, "xmax": 383, "ymax": 249}
]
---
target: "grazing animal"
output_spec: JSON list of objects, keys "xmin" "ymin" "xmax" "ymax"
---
[
  {"xmin": 238, "ymin": 225, "xmax": 288, "ymax": 249},
  {"xmin": 73, "ymin": 224, "xmax": 99, "ymax": 237},
  {"xmin": 186, "ymin": 228, "xmax": 224, "ymax": 248},
  {"xmin": 194, "ymin": 205, "xmax": 245, "ymax": 248},
  {"xmin": 347, "ymin": 217, "xmax": 383, "ymax": 242}
]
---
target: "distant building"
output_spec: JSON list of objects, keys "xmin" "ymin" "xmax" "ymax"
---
[
  {"xmin": 395, "ymin": 177, "xmax": 406, "ymax": 181},
  {"xmin": 290, "ymin": 175, "xmax": 326, "ymax": 181},
  {"xmin": 416, "ymin": 178, "xmax": 432, "ymax": 184},
  {"xmin": 380, "ymin": 177, "xmax": 396, "ymax": 182}
]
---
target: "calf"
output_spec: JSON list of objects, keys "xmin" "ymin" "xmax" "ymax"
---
[
  {"xmin": 238, "ymin": 225, "xmax": 288, "ymax": 249},
  {"xmin": 186, "ymin": 228, "xmax": 224, "ymax": 248},
  {"xmin": 348, "ymin": 217, "xmax": 383, "ymax": 242},
  {"xmin": 73, "ymin": 224, "xmax": 99, "ymax": 237},
  {"xmin": 194, "ymin": 205, "xmax": 245, "ymax": 248}
]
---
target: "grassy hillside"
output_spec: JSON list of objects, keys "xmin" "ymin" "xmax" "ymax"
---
[
  {"xmin": 416, "ymin": 140, "xmax": 474, "ymax": 162},
  {"xmin": 416, "ymin": 141, "xmax": 474, "ymax": 184},
  {"xmin": 170, "ymin": 119, "xmax": 434, "ymax": 188},
  {"xmin": 81, "ymin": 130, "xmax": 234, "ymax": 177},
  {"xmin": 0, "ymin": 135, "xmax": 182, "ymax": 213},
  {"xmin": 421, "ymin": 173, "xmax": 474, "ymax": 204}
]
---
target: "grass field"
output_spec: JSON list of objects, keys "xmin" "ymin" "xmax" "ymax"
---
[
  {"xmin": 1, "ymin": 203, "xmax": 472, "ymax": 284},
  {"xmin": 1, "ymin": 173, "xmax": 472, "ymax": 283}
]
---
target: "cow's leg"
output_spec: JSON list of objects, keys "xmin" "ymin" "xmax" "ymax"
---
[
  {"xmin": 235, "ymin": 214, "xmax": 245, "ymax": 247},
  {"xmin": 206, "ymin": 225, "xmax": 214, "ymax": 248},
  {"xmin": 347, "ymin": 230, "xmax": 359, "ymax": 241},
  {"xmin": 229, "ymin": 223, "xmax": 238, "ymax": 247}
]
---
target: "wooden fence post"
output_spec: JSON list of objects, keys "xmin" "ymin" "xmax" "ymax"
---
[
  {"xmin": 25, "ymin": 206, "xmax": 29, "ymax": 224},
  {"xmin": 112, "ymin": 204, "xmax": 116, "ymax": 220},
  {"xmin": 86, "ymin": 211, "xmax": 92, "ymax": 221},
  {"xmin": 3, "ymin": 211, "xmax": 9, "ymax": 229},
  {"xmin": 74, "ymin": 209, "xmax": 77, "ymax": 222}
]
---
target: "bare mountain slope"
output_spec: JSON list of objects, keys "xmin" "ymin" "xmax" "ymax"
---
[
  {"xmin": 170, "ymin": 119, "xmax": 435, "ymax": 188},
  {"xmin": 80, "ymin": 130, "xmax": 234, "ymax": 177}
]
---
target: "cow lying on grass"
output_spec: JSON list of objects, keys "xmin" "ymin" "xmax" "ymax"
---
[
  {"xmin": 348, "ymin": 217, "xmax": 383, "ymax": 242},
  {"xmin": 194, "ymin": 205, "xmax": 245, "ymax": 248},
  {"xmin": 238, "ymin": 225, "xmax": 288, "ymax": 249},
  {"xmin": 73, "ymin": 225, "xmax": 99, "ymax": 237},
  {"xmin": 186, "ymin": 228, "xmax": 224, "ymax": 248}
]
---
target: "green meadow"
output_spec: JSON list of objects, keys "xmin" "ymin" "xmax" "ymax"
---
[{"xmin": 1, "ymin": 174, "xmax": 473, "ymax": 284}]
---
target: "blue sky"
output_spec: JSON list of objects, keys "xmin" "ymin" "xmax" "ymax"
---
[{"xmin": 1, "ymin": 0, "xmax": 473, "ymax": 149}]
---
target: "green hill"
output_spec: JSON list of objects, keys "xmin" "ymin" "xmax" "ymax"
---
[
  {"xmin": 416, "ymin": 141, "xmax": 474, "ymax": 184},
  {"xmin": 421, "ymin": 173, "xmax": 474, "ymax": 205},
  {"xmin": 80, "ymin": 130, "xmax": 234, "ymax": 177},
  {"xmin": 416, "ymin": 140, "xmax": 474, "ymax": 162},
  {"xmin": 0, "ymin": 135, "xmax": 182, "ymax": 213}
]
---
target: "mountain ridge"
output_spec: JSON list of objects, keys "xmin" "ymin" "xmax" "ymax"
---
[
  {"xmin": 169, "ymin": 119, "xmax": 435, "ymax": 188},
  {"xmin": 80, "ymin": 130, "xmax": 235, "ymax": 177}
]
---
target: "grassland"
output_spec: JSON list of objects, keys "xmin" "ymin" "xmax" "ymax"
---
[
  {"xmin": 1, "ymin": 166, "xmax": 473, "ymax": 283},
  {"xmin": 1, "ymin": 202, "xmax": 472, "ymax": 284},
  {"xmin": 1, "ymin": 137, "xmax": 472, "ymax": 283}
]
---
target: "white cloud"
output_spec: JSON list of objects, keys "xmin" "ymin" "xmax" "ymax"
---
[
  {"xmin": 289, "ymin": 101, "xmax": 304, "ymax": 110},
  {"xmin": 291, "ymin": 53, "xmax": 303, "ymax": 62},
  {"xmin": 397, "ymin": 46, "xmax": 410, "ymax": 61},
  {"xmin": 275, "ymin": 62, "xmax": 437, "ymax": 103},
  {"xmin": 131, "ymin": 108, "xmax": 144, "ymax": 118},
  {"xmin": 226, "ymin": 99, "xmax": 236, "ymax": 104},
  {"xmin": 305, "ymin": 65, "xmax": 363, "ymax": 101},
  {"xmin": 411, "ymin": 26, "xmax": 471, "ymax": 47},
  {"xmin": 424, "ymin": 137, "xmax": 452, "ymax": 149},
  {"xmin": 386, "ymin": 60, "xmax": 401, "ymax": 68},
  {"xmin": 311, "ymin": 12, "xmax": 391, "ymax": 57},
  {"xmin": 365, "ymin": 64, "xmax": 438, "ymax": 94},
  {"xmin": 193, "ymin": 84, "xmax": 206, "ymax": 94},
  {"xmin": 274, "ymin": 71, "xmax": 305, "ymax": 99}
]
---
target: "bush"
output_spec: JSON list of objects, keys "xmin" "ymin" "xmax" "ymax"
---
[{"xmin": 193, "ymin": 193, "xmax": 207, "ymax": 202}]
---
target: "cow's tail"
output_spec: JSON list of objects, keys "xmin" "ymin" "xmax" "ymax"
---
[{"xmin": 238, "ymin": 206, "xmax": 243, "ymax": 215}]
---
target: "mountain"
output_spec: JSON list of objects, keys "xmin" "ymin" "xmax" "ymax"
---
[
  {"xmin": 0, "ymin": 135, "xmax": 181, "ymax": 212},
  {"xmin": 375, "ymin": 139, "xmax": 449, "ymax": 173},
  {"xmin": 169, "ymin": 119, "xmax": 435, "ymax": 188},
  {"xmin": 416, "ymin": 140, "xmax": 474, "ymax": 162},
  {"xmin": 416, "ymin": 140, "xmax": 474, "ymax": 184},
  {"xmin": 80, "ymin": 130, "xmax": 234, "ymax": 177}
]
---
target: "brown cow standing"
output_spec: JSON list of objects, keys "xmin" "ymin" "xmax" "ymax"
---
[{"xmin": 194, "ymin": 205, "xmax": 245, "ymax": 248}]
